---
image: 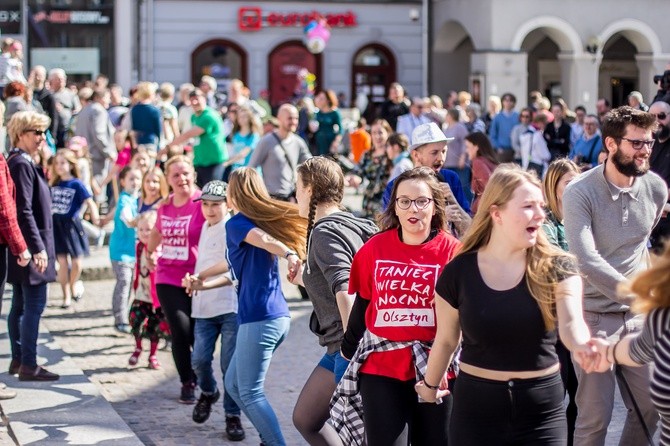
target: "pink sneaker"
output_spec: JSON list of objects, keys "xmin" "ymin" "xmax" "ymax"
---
[
  {"xmin": 128, "ymin": 348, "xmax": 141, "ymax": 366},
  {"xmin": 148, "ymin": 355, "xmax": 161, "ymax": 369}
]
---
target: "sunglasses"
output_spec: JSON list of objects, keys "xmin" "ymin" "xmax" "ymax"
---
[
  {"xmin": 619, "ymin": 137, "xmax": 655, "ymax": 151},
  {"xmin": 25, "ymin": 129, "xmax": 46, "ymax": 136},
  {"xmin": 654, "ymin": 112, "xmax": 667, "ymax": 120}
]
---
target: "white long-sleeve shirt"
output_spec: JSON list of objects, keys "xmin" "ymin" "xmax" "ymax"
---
[{"xmin": 520, "ymin": 127, "xmax": 551, "ymax": 175}]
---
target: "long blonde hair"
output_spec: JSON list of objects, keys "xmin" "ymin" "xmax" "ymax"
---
[
  {"xmin": 49, "ymin": 149, "xmax": 81, "ymax": 186},
  {"xmin": 228, "ymin": 167, "xmax": 307, "ymax": 259},
  {"xmin": 543, "ymin": 159, "xmax": 580, "ymax": 222},
  {"xmin": 459, "ymin": 164, "xmax": 575, "ymax": 330},
  {"xmin": 625, "ymin": 244, "xmax": 670, "ymax": 314}
]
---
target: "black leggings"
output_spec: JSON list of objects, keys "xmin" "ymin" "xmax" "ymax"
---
[
  {"xmin": 359, "ymin": 372, "xmax": 451, "ymax": 446},
  {"xmin": 156, "ymin": 284, "xmax": 195, "ymax": 384},
  {"xmin": 450, "ymin": 371, "xmax": 566, "ymax": 446},
  {"xmin": 556, "ymin": 340, "xmax": 578, "ymax": 446}
]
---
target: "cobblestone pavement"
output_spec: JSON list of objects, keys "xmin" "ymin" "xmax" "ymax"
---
[{"xmin": 41, "ymin": 277, "xmax": 320, "ymax": 446}]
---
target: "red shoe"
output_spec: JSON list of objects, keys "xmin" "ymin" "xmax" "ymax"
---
[
  {"xmin": 128, "ymin": 348, "xmax": 142, "ymax": 366},
  {"xmin": 148, "ymin": 355, "xmax": 161, "ymax": 370}
]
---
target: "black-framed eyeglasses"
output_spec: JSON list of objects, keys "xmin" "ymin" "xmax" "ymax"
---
[
  {"xmin": 653, "ymin": 112, "xmax": 667, "ymax": 120},
  {"xmin": 619, "ymin": 137, "xmax": 655, "ymax": 150},
  {"xmin": 25, "ymin": 129, "xmax": 46, "ymax": 136},
  {"xmin": 395, "ymin": 197, "xmax": 433, "ymax": 210}
]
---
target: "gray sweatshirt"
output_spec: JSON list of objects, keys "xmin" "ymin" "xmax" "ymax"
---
[
  {"xmin": 563, "ymin": 162, "xmax": 667, "ymax": 313},
  {"xmin": 302, "ymin": 212, "xmax": 378, "ymax": 353}
]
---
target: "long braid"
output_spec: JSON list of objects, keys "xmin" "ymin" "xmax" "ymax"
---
[{"xmin": 305, "ymin": 194, "xmax": 318, "ymax": 252}]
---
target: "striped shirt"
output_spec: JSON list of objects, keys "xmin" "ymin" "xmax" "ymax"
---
[{"xmin": 629, "ymin": 307, "xmax": 670, "ymax": 445}]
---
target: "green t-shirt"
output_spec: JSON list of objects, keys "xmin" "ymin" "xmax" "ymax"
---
[{"xmin": 191, "ymin": 108, "xmax": 228, "ymax": 167}]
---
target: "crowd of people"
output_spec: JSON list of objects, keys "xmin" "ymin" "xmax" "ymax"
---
[{"xmin": 2, "ymin": 34, "xmax": 670, "ymax": 445}]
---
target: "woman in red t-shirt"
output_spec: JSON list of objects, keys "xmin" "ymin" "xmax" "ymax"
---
[{"xmin": 339, "ymin": 167, "xmax": 461, "ymax": 446}]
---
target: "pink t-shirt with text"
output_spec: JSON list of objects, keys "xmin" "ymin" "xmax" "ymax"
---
[{"xmin": 155, "ymin": 190, "xmax": 206, "ymax": 287}]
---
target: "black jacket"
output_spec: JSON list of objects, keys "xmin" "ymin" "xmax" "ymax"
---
[
  {"xmin": 7, "ymin": 149, "xmax": 56, "ymax": 285},
  {"xmin": 544, "ymin": 121, "xmax": 572, "ymax": 158}
]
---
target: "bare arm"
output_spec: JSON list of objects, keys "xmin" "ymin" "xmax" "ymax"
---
[
  {"xmin": 415, "ymin": 296, "xmax": 461, "ymax": 402},
  {"xmin": 147, "ymin": 226, "xmax": 162, "ymax": 254},
  {"xmin": 84, "ymin": 197, "xmax": 100, "ymax": 226},
  {"xmin": 555, "ymin": 276, "xmax": 592, "ymax": 350},
  {"xmin": 170, "ymin": 126, "xmax": 204, "ymax": 146},
  {"xmin": 336, "ymin": 290, "xmax": 356, "ymax": 331},
  {"xmin": 245, "ymin": 227, "xmax": 301, "ymax": 279},
  {"xmin": 196, "ymin": 260, "xmax": 230, "ymax": 281}
]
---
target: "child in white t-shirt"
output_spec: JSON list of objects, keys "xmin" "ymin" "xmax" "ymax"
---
[{"xmin": 181, "ymin": 180, "xmax": 245, "ymax": 441}]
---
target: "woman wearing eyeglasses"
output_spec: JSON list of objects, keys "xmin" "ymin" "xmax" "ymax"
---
[
  {"xmin": 569, "ymin": 114, "xmax": 602, "ymax": 170},
  {"xmin": 334, "ymin": 167, "xmax": 461, "ymax": 446},
  {"xmin": 5, "ymin": 111, "xmax": 59, "ymax": 381}
]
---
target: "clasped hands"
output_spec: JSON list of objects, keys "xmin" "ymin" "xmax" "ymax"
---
[
  {"xmin": 575, "ymin": 337, "xmax": 618, "ymax": 373},
  {"xmin": 181, "ymin": 273, "xmax": 203, "ymax": 296}
]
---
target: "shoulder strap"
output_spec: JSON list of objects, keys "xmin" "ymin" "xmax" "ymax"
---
[
  {"xmin": 586, "ymin": 136, "xmax": 600, "ymax": 163},
  {"xmin": 272, "ymin": 132, "xmax": 296, "ymax": 179}
]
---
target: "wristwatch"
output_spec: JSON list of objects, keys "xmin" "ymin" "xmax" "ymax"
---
[{"xmin": 284, "ymin": 250, "xmax": 298, "ymax": 259}]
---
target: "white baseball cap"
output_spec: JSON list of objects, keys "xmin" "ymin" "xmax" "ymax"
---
[{"xmin": 409, "ymin": 122, "xmax": 454, "ymax": 151}]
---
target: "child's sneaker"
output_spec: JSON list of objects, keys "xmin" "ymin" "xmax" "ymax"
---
[
  {"xmin": 128, "ymin": 348, "xmax": 141, "ymax": 366},
  {"xmin": 148, "ymin": 355, "xmax": 161, "ymax": 369}
]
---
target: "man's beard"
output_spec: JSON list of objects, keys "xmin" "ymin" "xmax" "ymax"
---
[
  {"xmin": 657, "ymin": 124, "xmax": 670, "ymax": 141},
  {"xmin": 611, "ymin": 146, "xmax": 649, "ymax": 177}
]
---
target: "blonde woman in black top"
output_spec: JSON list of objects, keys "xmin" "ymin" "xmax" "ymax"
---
[{"xmin": 416, "ymin": 165, "xmax": 601, "ymax": 445}]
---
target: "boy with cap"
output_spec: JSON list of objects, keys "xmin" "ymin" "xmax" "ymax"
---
[
  {"xmin": 181, "ymin": 180, "xmax": 245, "ymax": 441},
  {"xmin": 382, "ymin": 122, "xmax": 472, "ymax": 236}
]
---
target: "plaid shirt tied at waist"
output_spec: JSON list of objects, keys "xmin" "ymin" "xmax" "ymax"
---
[{"xmin": 329, "ymin": 330, "xmax": 448, "ymax": 446}]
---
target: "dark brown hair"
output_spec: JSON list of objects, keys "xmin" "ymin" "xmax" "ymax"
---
[
  {"xmin": 465, "ymin": 132, "xmax": 498, "ymax": 166},
  {"xmin": 377, "ymin": 167, "xmax": 446, "ymax": 232},
  {"xmin": 601, "ymin": 106, "xmax": 657, "ymax": 143}
]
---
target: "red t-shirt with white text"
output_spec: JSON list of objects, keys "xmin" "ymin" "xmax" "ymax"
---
[{"xmin": 348, "ymin": 229, "xmax": 460, "ymax": 380}]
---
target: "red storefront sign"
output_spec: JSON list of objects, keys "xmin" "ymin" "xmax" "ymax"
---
[{"xmin": 238, "ymin": 7, "xmax": 357, "ymax": 31}]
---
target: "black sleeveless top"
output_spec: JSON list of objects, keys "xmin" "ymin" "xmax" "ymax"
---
[{"xmin": 436, "ymin": 251, "xmax": 576, "ymax": 371}]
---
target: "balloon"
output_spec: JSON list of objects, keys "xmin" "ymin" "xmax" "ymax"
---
[
  {"xmin": 303, "ymin": 19, "xmax": 331, "ymax": 54},
  {"xmin": 306, "ymin": 37, "xmax": 326, "ymax": 54}
]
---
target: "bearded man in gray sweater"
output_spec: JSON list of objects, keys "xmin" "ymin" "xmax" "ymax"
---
[{"xmin": 564, "ymin": 106, "xmax": 665, "ymax": 446}]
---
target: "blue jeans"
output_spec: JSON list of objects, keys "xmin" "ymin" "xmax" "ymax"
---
[
  {"xmin": 192, "ymin": 313, "xmax": 241, "ymax": 416},
  {"xmin": 8, "ymin": 283, "xmax": 48, "ymax": 368},
  {"xmin": 225, "ymin": 317, "xmax": 290, "ymax": 446}
]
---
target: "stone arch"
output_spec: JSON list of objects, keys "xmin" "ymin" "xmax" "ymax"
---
[
  {"xmin": 597, "ymin": 19, "xmax": 661, "ymax": 55},
  {"xmin": 432, "ymin": 20, "xmax": 474, "ymax": 98},
  {"xmin": 511, "ymin": 16, "xmax": 582, "ymax": 55},
  {"xmin": 434, "ymin": 20, "xmax": 473, "ymax": 53}
]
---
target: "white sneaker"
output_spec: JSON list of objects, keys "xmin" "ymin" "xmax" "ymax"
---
[{"xmin": 73, "ymin": 280, "xmax": 85, "ymax": 301}]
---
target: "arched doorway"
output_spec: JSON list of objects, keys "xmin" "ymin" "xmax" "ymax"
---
[
  {"xmin": 511, "ymin": 17, "xmax": 581, "ymax": 107},
  {"xmin": 350, "ymin": 43, "xmax": 396, "ymax": 119},
  {"xmin": 432, "ymin": 21, "xmax": 473, "ymax": 101},
  {"xmin": 191, "ymin": 39, "xmax": 247, "ymax": 93},
  {"xmin": 598, "ymin": 35, "xmax": 638, "ymax": 107},
  {"xmin": 268, "ymin": 40, "xmax": 322, "ymax": 108},
  {"xmin": 521, "ymin": 31, "xmax": 562, "ymax": 102}
]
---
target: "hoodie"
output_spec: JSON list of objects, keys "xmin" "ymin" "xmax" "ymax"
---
[{"xmin": 303, "ymin": 211, "xmax": 378, "ymax": 353}]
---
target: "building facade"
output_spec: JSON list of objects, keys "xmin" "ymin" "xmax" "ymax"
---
[
  {"xmin": 431, "ymin": 0, "xmax": 670, "ymax": 111},
  {"xmin": 4, "ymin": 0, "xmax": 670, "ymax": 112},
  {"xmin": 136, "ymin": 0, "xmax": 424, "ymax": 111}
]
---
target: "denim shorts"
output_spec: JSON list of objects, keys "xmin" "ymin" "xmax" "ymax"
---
[{"xmin": 317, "ymin": 351, "xmax": 349, "ymax": 384}]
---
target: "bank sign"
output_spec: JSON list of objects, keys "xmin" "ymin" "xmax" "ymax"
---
[{"xmin": 238, "ymin": 7, "xmax": 357, "ymax": 31}]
